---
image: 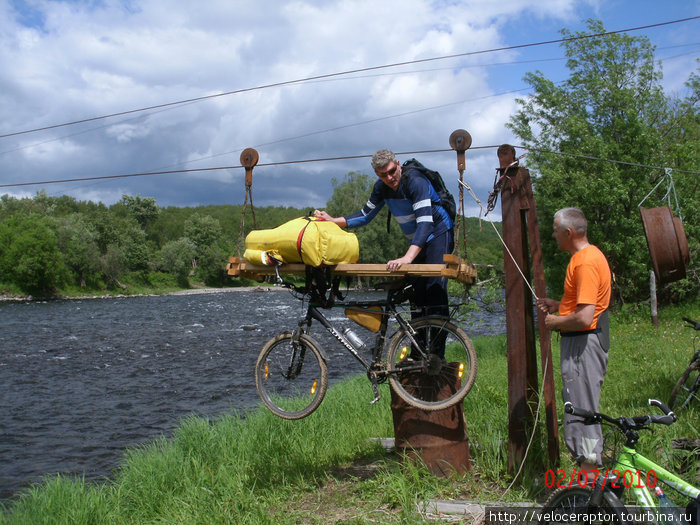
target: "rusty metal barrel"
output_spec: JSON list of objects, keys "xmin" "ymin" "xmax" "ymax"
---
[
  {"xmin": 640, "ymin": 206, "xmax": 690, "ymax": 284},
  {"xmin": 390, "ymin": 367, "xmax": 471, "ymax": 477}
]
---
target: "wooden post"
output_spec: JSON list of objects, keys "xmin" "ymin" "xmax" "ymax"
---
[
  {"xmin": 650, "ymin": 270, "xmax": 658, "ymax": 328},
  {"xmin": 498, "ymin": 145, "xmax": 559, "ymax": 473},
  {"xmin": 524, "ymin": 167, "xmax": 560, "ymax": 470}
]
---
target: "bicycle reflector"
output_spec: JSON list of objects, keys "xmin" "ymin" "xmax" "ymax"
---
[
  {"xmin": 399, "ymin": 345, "xmax": 408, "ymax": 361},
  {"xmin": 264, "ymin": 362, "xmax": 269, "ymax": 380},
  {"xmin": 458, "ymin": 362, "xmax": 465, "ymax": 379},
  {"xmin": 310, "ymin": 379, "xmax": 317, "ymax": 395}
]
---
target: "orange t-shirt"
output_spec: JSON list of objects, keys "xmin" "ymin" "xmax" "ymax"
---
[{"xmin": 559, "ymin": 245, "xmax": 611, "ymax": 331}]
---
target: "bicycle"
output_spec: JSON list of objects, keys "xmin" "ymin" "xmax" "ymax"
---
[
  {"xmin": 539, "ymin": 399, "xmax": 699, "ymax": 524},
  {"xmin": 669, "ymin": 317, "xmax": 700, "ymax": 411},
  {"xmin": 254, "ymin": 267, "xmax": 477, "ymax": 420}
]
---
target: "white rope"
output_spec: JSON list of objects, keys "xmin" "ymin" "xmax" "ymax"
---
[
  {"xmin": 638, "ymin": 168, "xmax": 682, "ymax": 220},
  {"xmin": 458, "ymin": 178, "xmax": 539, "ymax": 300},
  {"xmin": 503, "ymin": 354, "xmax": 549, "ymax": 495}
]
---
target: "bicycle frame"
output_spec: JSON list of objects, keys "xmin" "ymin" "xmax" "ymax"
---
[
  {"xmin": 612, "ymin": 445, "xmax": 700, "ymax": 508},
  {"xmin": 299, "ymin": 300, "xmax": 386, "ymax": 369},
  {"xmin": 256, "ymin": 268, "xmax": 477, "ymax": 419},
  {"xmin": 295, "ymin": 296, "xmax": 426, "ymax": 403}
]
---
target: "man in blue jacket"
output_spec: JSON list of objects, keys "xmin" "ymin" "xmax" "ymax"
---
[{"xmin": 314, "ymin": 149, "xmax": 454, "ymax": 355}]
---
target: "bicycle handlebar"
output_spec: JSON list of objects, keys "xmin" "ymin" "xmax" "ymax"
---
[
  {"xmin": 682, "ymin": 317, "xmax": 700, "ymax": 330},
  {"xmin": 564, "ymin": 398, "xmax": 677, "ymax": 429}
]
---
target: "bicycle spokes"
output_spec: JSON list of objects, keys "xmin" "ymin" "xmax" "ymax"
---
[
  {"xmin": 256, "ymin": 332, "xmax": 328, "ymax": 419},
  {"xmin": 387, "ymin": 318, "xmax": 477, "ymax": 410}
]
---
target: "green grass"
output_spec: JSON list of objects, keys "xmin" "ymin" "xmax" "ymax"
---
[{"xmin": 1, "ymin": 302, "xmax": 698, "ymax": 523}]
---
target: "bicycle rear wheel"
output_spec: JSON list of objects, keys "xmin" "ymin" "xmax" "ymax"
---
[
  {"xmin": 669, "ymin": 360, "xmax": 699, "ymax": 411},
  {"xmin": 255, "ymin": 331, "xmax": 328, "ymax": 420},
  {"xmin": 539, "ymin": 486, "xmax": 629, "ymax": 524},
  {"xmin": 386, "ymin": 317, "xmax": 477, "ymax": 411}
]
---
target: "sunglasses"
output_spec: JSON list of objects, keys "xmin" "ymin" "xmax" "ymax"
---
[{"xmin": 376, "ymin": 163, "xmax": 398, "ymax": 178}]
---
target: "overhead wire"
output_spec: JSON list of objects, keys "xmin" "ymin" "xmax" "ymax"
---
[
  {"xmin": 1, "ymin": 15, "xmax": 697, "ymax": 140},
  {"xmin": 173, "ymin": 86, "xmax": 539, "ymax": 171},
  {"xmin": 2, "ymin": 144, "xmax": 698, "ymax": 190},
  {"xmin": 4, "ymin": 41, "xmax": 694, "ymax": 160},
  {"xmin": 0, "ymin": 16, "xmax": 697, "ymax": 195},
  {"xmin": 0, "ymin": 63, "xmax": 548, "ymax": 159}
]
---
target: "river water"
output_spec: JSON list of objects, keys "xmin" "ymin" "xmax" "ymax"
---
[{"xmin": 0, "ymin": 288, "xmax": 504, "ymax": 501}]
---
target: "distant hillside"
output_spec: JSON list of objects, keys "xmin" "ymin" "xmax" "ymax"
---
[
  {"xmin": 460, "ymin": 216, "xmax": 503, "ymax": 267},
  {"xmin": 0, "ymin": 192, "xmax": 503, "ymax": 297}
]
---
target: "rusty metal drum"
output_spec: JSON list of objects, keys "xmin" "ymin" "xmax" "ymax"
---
[
  {"xmin": 640, "ymin": 206, "xmax": 690, "ymax": 284},
  {"xmin": 390, "ymin": 368, "xmax": 471, "ymax": 477}
]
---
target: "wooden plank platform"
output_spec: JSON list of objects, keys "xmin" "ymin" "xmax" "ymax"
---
[{"xmin": 226, "ymin": 254, "xmax": 477, "ymax": 284}]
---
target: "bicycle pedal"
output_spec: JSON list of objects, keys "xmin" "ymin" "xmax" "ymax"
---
[{"xmin": 370, "ymin": 394, "xmax": 381, "ymax": 405}]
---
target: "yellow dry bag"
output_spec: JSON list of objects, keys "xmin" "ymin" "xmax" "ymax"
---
[{"xmin": 244, "ymin": 216, "xmax": 359, "ymax": 267}]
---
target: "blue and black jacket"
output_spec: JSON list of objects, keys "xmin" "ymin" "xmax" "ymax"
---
[{"xmin": 343, "ymin": 166, "xmax": 454, "ymax": 248}]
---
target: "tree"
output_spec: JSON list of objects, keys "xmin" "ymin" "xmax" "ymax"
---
[
  {"xmin": 325, "ymin": 172, "xmax": 405, "ymax": 263},
  {"xmin": 157, "ymin": 238, "xmax": 197, "ymax": 287},
  {"xmin": 196, "ymin": 244, "xmax": 227, "ymax": 286},
  {"xmin": 183, "ymin": 214, "xmax": 229, "ymax": 285},
  {"xmin": 0, "ymin": 214, "xmax": 68, "ymax": 295},
  {"xmin": 119, "ymin": 225, "xmax": 152, "ymax": 273},
  {"xmin": 508, "ymin": 19, "xmax": 698, "ymax": 302},
  {"xmin": 184, "ymin": 213, "xmax": 223, "ymax": 254},
  {"xmin": 658, "ymin": 71, "xmax": 700, "ymax": 299},
  {"xmin": 100, "ymin": 244, "xmax": 128, "ymax": 289},
  {"xmin": 118, "ymin": 195, "xmax": 160, "ymax": 230},
  {"xmin": 57, "ymin": 214, "xmax": 101, "ymax": 288}
]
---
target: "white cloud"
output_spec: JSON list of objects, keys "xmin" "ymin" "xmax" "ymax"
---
[{"xmin": 0, "ymin": 0, "xmax": 696, "ymax": 215}]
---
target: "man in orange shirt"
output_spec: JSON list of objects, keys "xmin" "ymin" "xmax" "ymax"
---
[{"xmin": 537, "ymin": 208, "xmax": 611, "ymax": 475}]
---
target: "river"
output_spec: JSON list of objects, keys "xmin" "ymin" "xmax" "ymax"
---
[{"xmin": 0, "ymin": 287, "xmax": 504, "ymax": 501}]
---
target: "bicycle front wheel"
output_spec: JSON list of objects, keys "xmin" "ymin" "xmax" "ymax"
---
[
  {"xmin": 255, "ymin": 331, "xmax": 328, "ymax": 420},
  {"xmin": 539, "ymin": 486, "xmax": 629, "ymax": 524},
  {"xmin": 669, "ymin": 360, "xmax": 699, "ymax": 411},
  {"xmin": 386, "ymin": 317, "xmax": 477, "ymax": 411}
]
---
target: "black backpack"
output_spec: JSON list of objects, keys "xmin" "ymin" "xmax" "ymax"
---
[{"xmin": 386, "ymin": 158, "xmax": 456, "ymax": 232}]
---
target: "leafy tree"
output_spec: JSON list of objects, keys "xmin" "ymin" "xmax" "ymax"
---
[
  {"xmin": 658, "ymin": 71, "xmax": 700, "ymax": 299},
  {"xmin": 99, "ymin": 244, "xmax": 128, "ymax": 289},
  {"xmin": 325, "ymin": 172, "xmax": 405, "ymax": 263},
  {"xmin": 57, "ymin": 214, "xmax": 101, "ymax": 288},
  {"xmin": 118, "ymin": 194, "xmax": 160, "ymax": 230},
  {"xmin": 0, "ymin": 194, "xmax": 23, "ymax": 219},
  {"xmin": 508, "ymin": 19, "xmax": 699, "ymax": 302},
  {"xmin": 157, "ymin": 238, "xmax": 197, "ymax": 287},
  {"xmin": 120, "ymin": 225, "xmax": 152, "ymax": 273},
  {"xmin": 148, "ymin": 206, "xmax": 188, "ymax": 248},
  {"xmin": 196, "ymin": 244, "xmax": 228, "ymax": 286},
  {"xmin": 462, "ymin": 218, "xmax": 503, "ymax": 267},
  {"xmin": 0, "ymin": 214, "xmax": 68, "ymax": 295},
  {"xmin": 184, "ymin": 213, "xmax": 223, "ymax": 254},
  {"xmin": 183, "ymin": 213, "xmax": 229, "ymax": 285},
  {"xmin": 0, "ymin": 188, "xmax": 504, "ymax": 295}
]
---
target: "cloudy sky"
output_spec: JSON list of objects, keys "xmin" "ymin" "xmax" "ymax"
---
[{"xmin": 1, "ymin": 0, "xmax": 698, "ymax": 219}]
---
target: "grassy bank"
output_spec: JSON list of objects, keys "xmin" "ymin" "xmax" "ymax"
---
[{"xmin": 2, "ymin": 302, "xmax": 698, "ymax": 524}]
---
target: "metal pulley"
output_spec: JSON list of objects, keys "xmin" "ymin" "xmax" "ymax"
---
[
  {"xmin": 449, "ymin": 129, "xmax": 472, "ymax": 257},
  {"xmin": 240, "ymin": 148, "xmax": 259, "ymax": 188},
  {"xmin": 449, "ymin": 129, "xmax": 472, "ymax": 171},
  {"xmin": 237, "ymin": 147, "xmax": 260, "ymax": 255}
]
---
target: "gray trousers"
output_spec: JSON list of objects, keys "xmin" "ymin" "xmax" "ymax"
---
[{"xmin": 561, "ymin": 332, "xmax": 608, "ymax": 465}]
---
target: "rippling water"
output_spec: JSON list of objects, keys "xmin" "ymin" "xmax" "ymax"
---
[{"xmin": 0, "ymin": 288, "xmax": 504, "ymax": 500}]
